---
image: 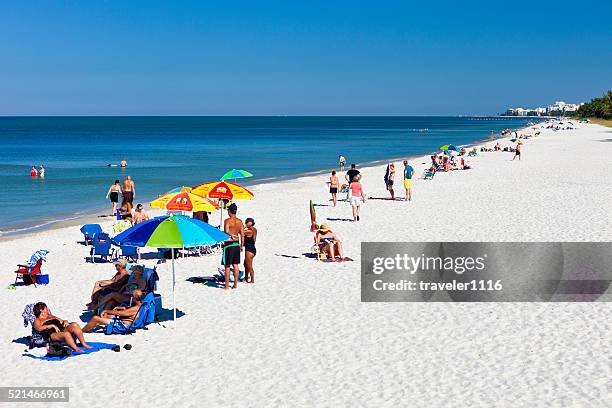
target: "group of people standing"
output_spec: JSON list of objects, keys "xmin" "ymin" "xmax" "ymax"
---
[
  {"xmin": 329, "ymin": 163, "xmax": 365, "ymax": 221},
  {"xmin": 106, "ymin": 176, "xmax": 136, "ymax": 215},
  {"xmin": 383, "ymin": 160, "xmax": 414, "ymax": 201},
  {"xmin": 220, "ymin": 203, "xmax": 257, "ymax": 289},
  {"xmin": 329, "ymin": 158, "xmax": 415, "ymax": 221}
]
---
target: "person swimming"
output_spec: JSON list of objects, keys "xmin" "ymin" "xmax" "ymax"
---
[{"xmin": 30, "ymin": 166, "xmax": 38, "ymax": 177}]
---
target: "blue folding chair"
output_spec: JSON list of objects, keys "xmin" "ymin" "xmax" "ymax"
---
[
  {"xmin": 105, "ymin": 292, "xmax": 156, "ymax": 335},
  {"xmin": 89, "ymin": 233, "xmax": 115, "ymax": 263},
  {"xmin": 118, "ymin": 244, "xmax": 139, "ymax": 261},
  {"xmin": 80, "ymin": 224, "xmax": 103, "ymax": 245}
]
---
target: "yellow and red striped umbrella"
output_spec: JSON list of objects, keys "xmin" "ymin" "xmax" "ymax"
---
[
  {"xmin": 191, "ymin": 181, "xmax": 254, "ymax": 201},
  {"xmin": 150, "ymin": 191, "xmax": 218, "ymax": 212}
]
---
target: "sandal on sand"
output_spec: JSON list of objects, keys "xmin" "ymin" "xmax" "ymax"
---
[
  {"xmin": 123, "ymin": 344, "xmax": 132, "ymax": 350},
  {"xmin": 112, "ymin": 345, "xmax": 121, "ymax": 352}
]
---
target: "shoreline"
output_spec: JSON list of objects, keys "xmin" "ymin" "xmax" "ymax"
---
[
  {"xmin": 0, "ymin": 123, "xmax": 533, "ymax": 241},
  {"xmin": 2, "ymin": 121, "xmax": 610, "ymax": 407}
]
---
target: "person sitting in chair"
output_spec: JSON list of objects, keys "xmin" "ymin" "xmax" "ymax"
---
[
  {"xmin": 89, "ymin": 265, "xmax": 147, "ymax": 312},
  {"xmin": 87, "ymin": 259, "xmax": 130, "ymax": 309},
  {"xmin": 82, "ymin": 290, "xmax": 144, "ymax": 332},
  {"xmin": 316, "ymin": 224, "xmax": 344, "ymax": 260},
  {"xmin": 33, "ymin": 302, "xmax": 92, "ymax": 353}
]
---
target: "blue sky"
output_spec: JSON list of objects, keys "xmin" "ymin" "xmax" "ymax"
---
[{"xmin": 1, "ymin": 0, "xmax": 611, "ymax": 115}]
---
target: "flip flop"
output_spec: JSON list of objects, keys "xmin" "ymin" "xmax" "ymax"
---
[
  {"xmin": 123, "ymin": 344, "xmax": 132, "ymax": 350},
  {"xmin": 112, "ymin": 345, "xmax": 120, "ymax": 352}
]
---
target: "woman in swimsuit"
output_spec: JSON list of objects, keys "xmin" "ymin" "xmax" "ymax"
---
[
  {"xmin": 316, "ymin": 224, "xmax": 344, "ymax": 260},
  {"xmin": 243, "ymin": 218, "xmax": 257, "ymax": 283},
  {"xmin": 106, "ymin": 179, "xmax": 122, "ymax": 216},
  {"xmin": 329, "ymin": 171, "xmax": 339, "ymax": 207},
  {"xmin": 385, "ymin": 163, "xmax": 395, "ymax": 200},
  {"xmin": 32, "ymin": 302, "xmax": 92, "ymax": 353}
]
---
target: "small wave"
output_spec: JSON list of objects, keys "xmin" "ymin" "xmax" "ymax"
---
[{"xmin": 0, "ymin": 215, "xmax": 82, "ymax": 236}]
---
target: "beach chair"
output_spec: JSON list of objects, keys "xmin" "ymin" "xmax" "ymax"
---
[
  {"xmin": 89, "ymin": 233, "xmax": 115, "ymax": 263},
  {"xmin": 80, "ymin": 224, "xmax": 103, "ymax": 245},
  {"xmin": 105, "ymin": 292, "xmax": 156, "ymax": 335},
  {"xmin": 15, "ymin": 258, "xmax": 44, "ymax": 286},
  {"xmin": 311, "ymin": 230, "xmax": 328, "ymax": 261},
  {"xmin": 14, "ymin": 250, "xmax": 49, "ymax": 287},
  {"xmin": 423, "ymin": 170, "xmax": 435, "ymax": 180},
  {"xmin": 117, "ymin": 244, "xmax": 139, "ymax": 261}
]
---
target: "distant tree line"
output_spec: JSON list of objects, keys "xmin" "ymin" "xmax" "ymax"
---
[{"xmin": 578, "ymin": 90, "xmax": 612, "ymax": 119}]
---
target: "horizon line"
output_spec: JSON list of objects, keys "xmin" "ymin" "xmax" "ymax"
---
[{"xmin": 0, "ymin": 114, "xmax": 542, "ymax": 118}]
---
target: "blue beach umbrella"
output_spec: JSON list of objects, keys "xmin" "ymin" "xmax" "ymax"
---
[{"xmin": 115, "ymin": 215, "xmax": 229, "ymax": 327}]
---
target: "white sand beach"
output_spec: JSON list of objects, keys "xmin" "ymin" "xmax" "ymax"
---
[{"xmin": 1, "ymin": 122, "xmax": 610, "ymax": 407}]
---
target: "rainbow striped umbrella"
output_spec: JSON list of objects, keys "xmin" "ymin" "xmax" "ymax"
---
[{"xmin": 114, "ymin": 215, "xmax": 229, "ymax": 327}]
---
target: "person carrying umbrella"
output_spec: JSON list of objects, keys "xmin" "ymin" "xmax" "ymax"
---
[{"xmin": 223, "ymin": 203, "xmax": 244, "ymax": 290}]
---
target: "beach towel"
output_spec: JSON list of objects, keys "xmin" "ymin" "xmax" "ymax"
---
[
  {"xmin": 113, "ymin": 220, "xmax": 132, "ymax": 235},
  {"xmin": 321, "ymin": 257, "xmax": 354, "ymax": 263},
  {"xmin": 22, "ymin": 342, "xmax": 118, "ymax": 361},
  {"xmin": 27, "ymin": 250, "xmax": 49, "ymax": 267}
]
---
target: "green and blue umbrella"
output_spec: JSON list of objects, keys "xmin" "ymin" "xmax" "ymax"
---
[
  {"xmin": 440, "ymin": 145, "xmax": 460, "ymax": 152},
  {"xmin": 115, "ymin": 215, "xmax": 229, "ymax": 327},
  {"xmin": 220, "ymin": 168, "xmax": 253, "ymax": 181}
]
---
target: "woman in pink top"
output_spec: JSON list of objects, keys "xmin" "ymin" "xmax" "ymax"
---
[{"xmin": 349, "ymin": 176, "xmax": 366, "ymax": 221}]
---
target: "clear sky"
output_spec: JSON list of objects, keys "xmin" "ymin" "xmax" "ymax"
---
[{"xmin": 1, "ymin": 0, "xmax": 611, "ymax": 116}]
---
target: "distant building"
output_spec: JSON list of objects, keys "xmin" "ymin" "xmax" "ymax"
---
[{"xmin": 503, "ymin": 100, "xmax": 583, "ymax": 116}]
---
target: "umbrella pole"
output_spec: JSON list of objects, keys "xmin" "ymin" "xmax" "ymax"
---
[{"xmin": 172, "ymin": 248, "xmax": 176, "ymax": 329}]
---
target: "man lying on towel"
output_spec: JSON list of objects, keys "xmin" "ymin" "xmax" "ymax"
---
[{"xmin": 82, "ymin": 290, "xmax": 143, "ymax": 333}]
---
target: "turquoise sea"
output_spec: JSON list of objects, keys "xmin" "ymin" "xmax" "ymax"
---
[{"xmin": 0, "ymin": 116, "xmax": 539, "ymax": 235}]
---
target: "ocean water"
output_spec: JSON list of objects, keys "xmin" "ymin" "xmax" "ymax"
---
[{"xmin": 0, "ymin": 116, "xmax": 538, "ymax": 234}]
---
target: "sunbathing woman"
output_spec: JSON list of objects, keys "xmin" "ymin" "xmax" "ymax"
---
[
  {"xmin": 91, "ymin": 265, "xmax": 146, "ymax": 312},
  {"xmin": 316, "ymin": 224, "xmax": 344, "ymax": 260},
  {"xmin": 33, "ymin": 302, "xmax": 92, "ymax": 353},
  {"xmin": 82, "ymin": 290, "xmax": 144, "ymax": 333}
]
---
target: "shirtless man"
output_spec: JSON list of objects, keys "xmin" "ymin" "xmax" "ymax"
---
[
  {"xmin": 122, "ymin": 176, "xmax": 136, "ymax": 212},
  {"xmin": 82, "ymin": 289, "xmax": 144, "ymax": 332},
  {"xmin": 133, "ymin": 204, "xmax": 149, "ymax": 224},
  {"xmin": 222, "ymin": 203, "xmax": 244, "ymax": 290}
]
